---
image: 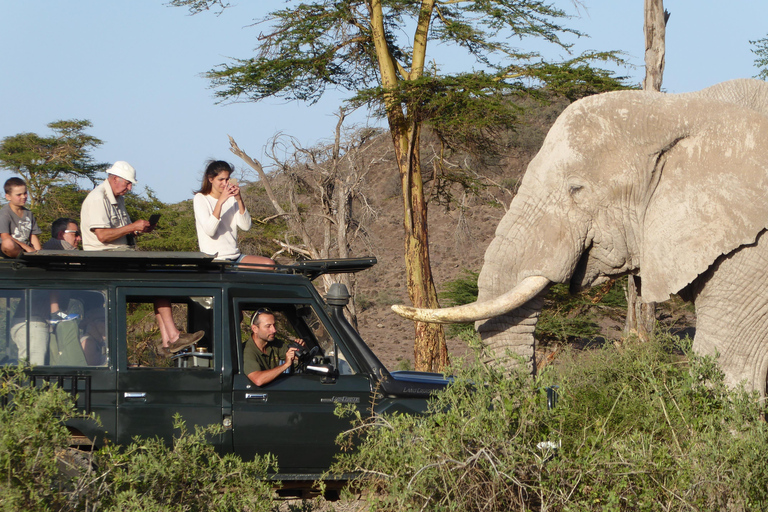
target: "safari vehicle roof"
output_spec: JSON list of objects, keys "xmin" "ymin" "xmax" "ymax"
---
[{"xmin": 0, "ymin": 251, "xmax": 376, "ymax": 282}]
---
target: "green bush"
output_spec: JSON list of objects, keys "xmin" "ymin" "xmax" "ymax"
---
[
  {"xmin": 438, "ymin": 269, "xmax": 480, "ymax": 342},
  {"xmin": 0, "ymin": 366, "xmax": 86, "ymax": 511},
  {"xmin": 81, "ymin": 416, "xmax": 277, "ymax": 511},
  {"xmin": 536, "ymin": 280, "xmax": 628, "ymax": 343},
  {"xmin": 0, "ymin": 367, "xmax": 279, "ymax": 511},
  {"xmin": 331, "ymin": 334, "xmax": 768, "ymax": 511}
]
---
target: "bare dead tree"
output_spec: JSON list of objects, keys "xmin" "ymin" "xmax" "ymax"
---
[
  {"xmin": 642, "ymin": 0, "xmax": 670, "ymax": 92},
  {"xmin": 229, "ymin": 109, "xmax": 382, "ymax": 327}
]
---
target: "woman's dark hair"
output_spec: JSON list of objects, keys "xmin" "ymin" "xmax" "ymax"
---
[{"xmin": 195, "ymin": 160, "xmax": 234, "ymax": 195}]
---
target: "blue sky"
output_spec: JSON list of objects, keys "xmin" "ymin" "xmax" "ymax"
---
[{"xmin": 1, "ymin": 0, "xmax": 766, "ymax": 204}]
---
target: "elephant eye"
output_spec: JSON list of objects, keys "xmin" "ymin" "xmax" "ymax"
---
[{"xmin": 569, "ymin": 184, "xmax": 583, "ymax": 195}]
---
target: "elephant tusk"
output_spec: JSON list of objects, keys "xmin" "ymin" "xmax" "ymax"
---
[{"xmin": 391, "ymin": 275, "xmax": 551, "ymax": 324}]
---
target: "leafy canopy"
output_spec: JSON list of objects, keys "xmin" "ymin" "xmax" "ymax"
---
[
  {"xmin": 170, "ymin": 0, "xmax": 629, "ymax": 146},
  {"xmin": 751, "ymin": 35, "xmax": 768, "ymax": 80},
  {"xmin": 0, "ymin": 119, "xmax": 107, "ymax": 207}
]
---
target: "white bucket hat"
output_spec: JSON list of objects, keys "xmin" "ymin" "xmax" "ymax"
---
[{"xmin": 107, "ymin": 161, "xmax": 138, "ymax": 184}]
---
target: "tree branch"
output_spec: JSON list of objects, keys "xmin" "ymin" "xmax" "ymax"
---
[{"xmin": 228, "ymin": 135, "xmax": 286, "ymax": 215}]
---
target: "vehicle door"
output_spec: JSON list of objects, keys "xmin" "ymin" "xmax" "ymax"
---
[
  {"xmin": 115, "ymin": 286, "xmax": 225, "ymax": 447},
  {"xmin": 230, "ymin": 299, "xmax": 372, "ymax": 473}
]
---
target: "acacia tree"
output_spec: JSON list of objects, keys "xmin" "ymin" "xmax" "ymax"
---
[
  {"xmin": 751, "ymin": 35, "xmax": 768, "ymax": 80},
  {"xmin": 170, "ymin": 0, "xmax": 625, "ymax": 371},
  {"xmin": 0, "ymin": 119, "xmax": 106, "ymax": 208}
]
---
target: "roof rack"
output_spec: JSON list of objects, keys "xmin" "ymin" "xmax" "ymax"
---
[
  {"xmin": 279, "ymin": 257, "xmax": 377, "ymax": 280},
  {"xmin": 13, "ymin": 250, "xmax": 218, "ymax": 271},
  {"xmin": 9, "ymin": 251, "xmax": 376, "ymax": 279}
]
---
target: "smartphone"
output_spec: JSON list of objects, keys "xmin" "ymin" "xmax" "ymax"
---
[
  {"xmin": 149, "ymin": 214, "xmax": 161, "ymax": 227},
  {"xmin": 228, "ymin": 178, "xmax": 238, "ymax": 187}
]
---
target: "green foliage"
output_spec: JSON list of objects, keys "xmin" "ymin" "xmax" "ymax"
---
[
  {"xmin": 394, "ymin": 358, "xmax": 413, "ymax": 371},
  {"xmin": 440, "ymin": 269, "xmax": 480, "ymax": 307},
  {"xmin": 439, "ymin": 269, "xmax": 479, "ymax": 342},
  {"xmin": 537, "ymin": 278, "xmax": 627, "ymax": 344},
  {"xmin": 0, "ymin": 365, "xmax": 88, "ymax": 511},
  {"xmin": 438, "ymin": 271, "xmax": 628, "ymax": 345},
  {"xmin": 171, "ymin": 1, "xmax": 629, "ymax": 153},
  {"xmin": 751, "ymin": 35, "xmax": 768, "ymax": 80},
  {"xmin": 332, "ymin": 335, "xmax": 768, "ymax": 510},
  {"xmin": 0, "ymin": 119, "xmax": 108, "ymax": 207},
  {"xmin": 30, "ymin": 184, "xmax": 89, "ymax": 244},
  {"xmin": 126, "ymin": 192, "xmax": 199, "ymax": 252},
  {"xmin": 0, "ymin": 368, "xmax": 278, "ymax": 511},
  {"xmin": 84, "ymin": 416, "xmax": 276, "ymax": 511}
]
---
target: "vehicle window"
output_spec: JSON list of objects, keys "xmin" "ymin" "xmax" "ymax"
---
[
  {"xmin": 238, "ymin": 302, "xmax": 356, "ymax": 376},
  {"xmin": 0, "ymin": 288, "xmax": 107, "ymax": 367},
  {"xmin": 239, "ymin": 308, "xmax": 294, "ymax": 344},
  {"xmin": 126, "ymin": 295, "xmax": 213, "ymax": 369},
  {"xmin": 297, "ymin": 305, "xmax": 356, "ymax": 375},
  {"xmin": 0, "ymin": 290, "xmax": 23, "ymax": 365}
]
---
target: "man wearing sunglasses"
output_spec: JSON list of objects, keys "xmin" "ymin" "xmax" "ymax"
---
[
  {"xmin": 244, "ymin": 308, "xmax": 305, "ymax": 386},
  {"xmin": 42, "ymin": 218, "xmax": 82, "ymax": 250}
]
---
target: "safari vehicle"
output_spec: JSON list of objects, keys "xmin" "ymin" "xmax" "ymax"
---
[{"xmin": 0, "ymin": 251, "xmax": 448, "ymax": 492}]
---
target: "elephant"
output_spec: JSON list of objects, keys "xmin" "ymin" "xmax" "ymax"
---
[{"xmin": 393, "ymin": 78, "xmax": 768, "ymax": 394}]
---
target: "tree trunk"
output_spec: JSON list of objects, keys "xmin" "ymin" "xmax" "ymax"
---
[
  {"xmin": 393, "ymin": 122, "xmax": 449, "ymax": 372},
  {"xmin": 625, "ymin": 275, "xmax": 655, "ymax": 341},
  {"xmin": 642, "ymin": 0, "xmax": 668, "ymax": 92},
  {"xmin": 370, "ymin": 0, "xmax": 448, "ymax": 372},
  {"xmin": 626, "ymin": 0, "xmax": 668, "ymax": 340}
]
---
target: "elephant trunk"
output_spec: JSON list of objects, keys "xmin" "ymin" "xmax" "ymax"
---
[{"xmin": 475, "ymin": 293, "xmax": 547, "ymax": 370}]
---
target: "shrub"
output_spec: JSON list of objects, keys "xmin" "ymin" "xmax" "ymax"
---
[
  {"xmin": 331, "ymin": 334, "xmax": 768, "ymax": 511},
  {"xmin": 0, "ymin": 367, "xmax": 278, "ymax": 511},
  {"xmin": 0, "ymin": 366, "xmax": 85, "ymax": 511},
  {"xmin": 536, "ymin": 280, "xmax": 627, "ymax": 344},
  {"xmin": 438, "ymin": 269, "xmax": 479, "ymax": 341},
  {"xmin": 78, "ymin": 416, "xmax": 277, "ymax": 511}
]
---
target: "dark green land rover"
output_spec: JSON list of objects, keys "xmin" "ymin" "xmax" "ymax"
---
[{"xmin": 0, "ymin": 251, "xmax": 448, "ymax": 488}]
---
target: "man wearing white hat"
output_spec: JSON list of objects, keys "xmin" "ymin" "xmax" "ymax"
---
[
  {"xmin": 80, "ymin": 161, "xmax": 204, "ymax": 354},
  {"xmin": 80, "ymin": 161, "xmax": 152, "ymax": 251}
]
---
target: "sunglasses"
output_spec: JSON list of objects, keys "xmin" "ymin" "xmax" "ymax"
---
[
  {"xmin": 251, "ymin": 307, "xmax": 273, "ymax": 325},
  {"xmin": 64, "ymin": 230, "xmax": 82, "ymax": 236}
]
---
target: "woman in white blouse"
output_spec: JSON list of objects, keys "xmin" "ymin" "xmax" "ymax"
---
[{"xmin": 193, "ymin": 160, "xmax": 274, "ymax": 267}]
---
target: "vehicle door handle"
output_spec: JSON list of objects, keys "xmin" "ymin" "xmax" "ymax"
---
[
  {"xmin": 245, "ymin": 393, "xmax": 267, "ymax": 402},
  {"xmin": 124, "ymin": 392, "xmax": 147, "ymax": 400}
]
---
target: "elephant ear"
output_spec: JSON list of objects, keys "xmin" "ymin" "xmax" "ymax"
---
[{"xmin": 641, "ymin": 103, "xmax": 768, "ymax": 302}]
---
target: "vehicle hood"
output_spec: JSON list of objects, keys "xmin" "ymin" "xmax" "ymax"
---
[{"xmin": 379, "ymin": 370, "xmax": 452, "ymax": 397}]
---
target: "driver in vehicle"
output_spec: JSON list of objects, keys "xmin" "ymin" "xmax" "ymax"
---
[{"xmin": 243, "ymin": 308, "xmax": 306, "ymax": 386}]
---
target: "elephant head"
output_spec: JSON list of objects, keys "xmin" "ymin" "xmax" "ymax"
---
[{"xmin": 393, "ymin": 79, "xmax": 768, "ymax": 392}]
